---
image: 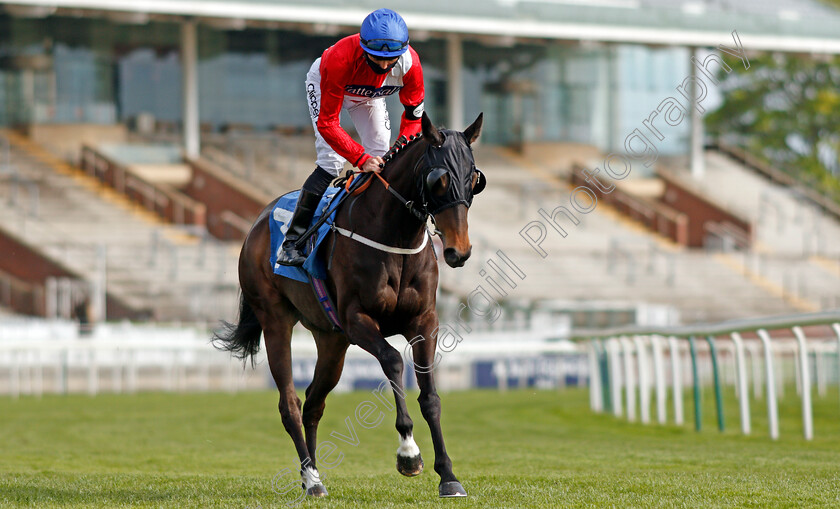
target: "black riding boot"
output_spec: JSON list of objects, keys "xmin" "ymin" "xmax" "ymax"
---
[{"xmin": 276, "ymin": 188, "xmax": 323, "ymax": 266}]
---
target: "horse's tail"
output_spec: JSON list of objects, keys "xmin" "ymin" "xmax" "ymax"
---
[{"xmin": 213, "ymin": 294, "xmax": 263, "ymax": 366}]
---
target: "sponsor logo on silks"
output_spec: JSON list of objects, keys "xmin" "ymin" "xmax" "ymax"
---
[
  {"xmin": 412, "ymin": 102, "xmax": 424, "ymax": 118},
  {"xmin": 307, "ymin": 83, "xmax": 319, "ymax": 118},
  {"xmin": 344, "ymin": 84, "xmax": 402, "ymax": 98}
]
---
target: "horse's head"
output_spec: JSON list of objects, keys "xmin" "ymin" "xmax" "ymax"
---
[{"xmin": 420, "ymin": 112, "xmax": 486, "ymax": 268}]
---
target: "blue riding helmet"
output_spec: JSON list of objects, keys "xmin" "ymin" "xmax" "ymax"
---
[{"xmin": 359, "ymin": 8, "xmax": 409, "ymax": 58}]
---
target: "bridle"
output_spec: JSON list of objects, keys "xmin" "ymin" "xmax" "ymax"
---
[
  {"xmin": 341, "ymin": 133, "xmax": 437, "ymax": 225},
  {"xmin": 347, "ymin": 168, "xmax": 431, "ymax": 225},
  {"xmin": 294, "ymin": 133, "xmax": 483, "ymax": 254},
  {"xmin": 367, "ymin": 130, "xmax": 486, "ymax": 224}
]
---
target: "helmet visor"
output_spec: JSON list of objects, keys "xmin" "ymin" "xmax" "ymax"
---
[{"xmin": 360, "ymin": 38, "xmax": 408, "ymax": 54}]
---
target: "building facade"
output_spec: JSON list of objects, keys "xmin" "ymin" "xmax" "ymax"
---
[
  {"xmin": 3, "ymin": 0, "xmax": 840, "ymax": 159},
  {"xmin": 0, "ymin": 13, "xmax": 692, "ymax": 155}
]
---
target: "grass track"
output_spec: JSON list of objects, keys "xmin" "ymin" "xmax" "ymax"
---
[{"xmin": 2, "ymin": 387, "xmax": 840, "ymax": 508}]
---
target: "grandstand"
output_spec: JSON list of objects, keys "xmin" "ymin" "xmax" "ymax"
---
[
  {"xmin": 146, "ymin": 126, "xmax": 840, "ymax": 326},
  {"xmin": 1, "ymin": 0, "xmax": 839, "ymax": 331},
  {"xmin": 0, "ymin": 130, "xmax": 241, "ymax": 323},
  {"xmin": 3, "ymin": 122, "xmax": 839, "ymax": 401},
  {"xmin": 443, "ymin": 145, "xmax": 827, "ymax": 324},
  {"xmin": 4, "ymin": 120, "xmax": 840, "ymax": 326}
]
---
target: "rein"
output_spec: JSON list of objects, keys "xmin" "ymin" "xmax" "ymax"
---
[
  {"xmin": 351, "ymin": 170, "xmax": 429, "ymax": 223},
  {"xmin": 343, "ymin": 134, "xmax": 430, "ymax": 224}
]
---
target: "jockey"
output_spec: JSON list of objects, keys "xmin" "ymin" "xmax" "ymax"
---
[{"xmin": 277, "ymin": 8, "xmax": 425, "ymax": 266}]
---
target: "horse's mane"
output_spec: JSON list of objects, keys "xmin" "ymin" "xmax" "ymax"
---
[{"xmin": 381, "ymin": 132, "xmax": 426, "ymax": 168}]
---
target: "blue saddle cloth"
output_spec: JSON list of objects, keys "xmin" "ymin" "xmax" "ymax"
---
[{"xmin": 269, "ymin": 187, "xmax": 344, "ymax": 283}]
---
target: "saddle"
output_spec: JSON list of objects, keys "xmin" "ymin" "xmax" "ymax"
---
[{"xmin": 269, "ymin": 186, "xmax": 346, "ymax": 331}]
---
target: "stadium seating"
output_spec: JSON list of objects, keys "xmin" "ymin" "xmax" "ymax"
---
[
  {"xmin": 194, "ymin": 131, "xmax": 820, "ymax": 323},
  {"xmin": 441, "ymin": 146, "xmax": 800, "ymax": 324},
  {"xmin": 4, "ymin": 126, "xmax": 837, "ymax": 326},
  {"xmin": 0, "ymin": 130, "xmax": 241, "ymax": 323},
  {"xmin": 664, "ymin": 150, "xmax": 840, "ymax": 311}
]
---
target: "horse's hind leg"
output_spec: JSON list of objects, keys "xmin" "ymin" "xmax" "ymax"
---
[
  {"xmin": 302, "ymin": 331, "xmax": 349, "ymax": 466},
  {"xmin": 256, "ymin": 305, "xmax": 327, "ymax": 498},
  {"xmin": 407, "ymin": 312, "xmax": 467, "ymax": 498}
]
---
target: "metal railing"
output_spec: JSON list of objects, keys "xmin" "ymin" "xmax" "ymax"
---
[
  {"xmin": 0, "ymin": 324, "xmax": 588, "ymax": 397},
  {"xmin": 0, "ymin": 335, "xmax": 254, "ymax": 397},
  {"xmin": 80, "ymin": 145, "xmax": 207, "ymax": 227},
  {"xmin": 578, "ymin": 310, "xmax": 840, "ymax": 441}
]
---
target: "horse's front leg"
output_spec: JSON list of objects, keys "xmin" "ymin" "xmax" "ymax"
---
[
  {"xmin": 345, "ymin": 310, "xmax": 421, "ymax": 476},
  {"xmin": 406, "ymin": 311, "xmax": 467, "ymax": 498}
]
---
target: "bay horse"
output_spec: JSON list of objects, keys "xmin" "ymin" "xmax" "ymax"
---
[{"xmin": 214, "ymin": 112, "xmax": 485, "ymax": 499}]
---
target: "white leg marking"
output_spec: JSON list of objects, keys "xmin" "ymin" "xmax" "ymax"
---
[
  {"xmin": 397, "ymin": 433, "xmax": 421, "ymax": 457},
  {"xmin": 301, "ymin": 466, "xmax": 322, "ymax": 490}
]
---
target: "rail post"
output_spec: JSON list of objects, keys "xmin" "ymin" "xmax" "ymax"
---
[
  {"xmin": 621, "ymin": 337, "xmax": 636, "ymax": 422},
  {"xmin": 633, "ymin": 335, "xmax": 651, "ymax": 424},
  {"xmin": 589, "ymin": 340, "xmax": 603, "ymax": 412},
  {"xmin": 706, "ymin": 335, "xmax": 725, "ymax": 432},
  {"xmin": 607, "ymin": 338, "xmax": 623, "ymax": 417},
  {"xmin": 757, "ymin": 329, "xmax": 779, "ymax": 440},
  {"xmin": 651, "ymin": 335, "xmax": 667, "ymax": 424},
  {"xmin": 730, "ymin": 332, "xmax": 751, "ymax": 435},
  {"xmin": 669, "ymin": 336, "xmax": 683, "ymax": 425},
  {"xmin": 688, "ymin": 335, "xmax": 701, "ymax": 431},
  {"xmin": 599, "ymin": 340, "xmax": 612, "ymax": 414},
  {"xmin": 792, "ymin": 326, "xmax": 813, "ymax": 440}
]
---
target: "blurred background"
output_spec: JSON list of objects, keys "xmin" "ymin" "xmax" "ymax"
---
[{"xmin": 0, "ymin": 0, "xmax": 838, "ymax": 397}]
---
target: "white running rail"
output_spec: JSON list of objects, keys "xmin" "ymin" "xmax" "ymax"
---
[{"xmin": 578, "ymin": 310, "xmax": 840, "ymax": 441}]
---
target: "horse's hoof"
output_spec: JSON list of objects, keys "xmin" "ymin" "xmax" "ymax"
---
[
  {"xmin": 396, "ymin": 453, "xmax": 424, "ymax": 476},
  {"xmin": 305, "ymin": 484, "xmax": 328, "ymax": 497},
  {"xmin": 439, "ymin": 481, "xmax": 467, "ymax": 498}
]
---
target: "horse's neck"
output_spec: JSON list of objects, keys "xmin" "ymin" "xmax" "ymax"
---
[{"xmin": 347, "ymin": 143, "xmax": 426, "ymax": 246}]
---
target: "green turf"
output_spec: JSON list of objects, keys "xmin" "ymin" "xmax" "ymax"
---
[{"xmin": 2, "ymin": 386, "xmax": 840, "ymax": 508}]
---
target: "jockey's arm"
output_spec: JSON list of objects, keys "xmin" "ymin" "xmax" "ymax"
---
[
  {"xmin": 397, "ymin": 47, "xmax": 425, "ymax": 140},
  {"xmin": 316, "ymin": 62, "xmax": 371, "ymax": 169}
]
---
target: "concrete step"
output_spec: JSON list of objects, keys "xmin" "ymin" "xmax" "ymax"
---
[{"xmin": 0, "ymin": 132, "xmax": 240, "ymax": 322}]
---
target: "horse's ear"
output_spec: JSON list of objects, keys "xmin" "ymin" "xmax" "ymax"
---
[
  {"xmin": 464, "ymin": 112, "xmax": 483, "ymax": 145},
  {"xmin": 422, "ymin": 112, "xmax": 444, "ymax": 147}
]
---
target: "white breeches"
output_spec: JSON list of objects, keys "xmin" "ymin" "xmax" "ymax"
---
[{"xmin": 306, "ymin": 58, "xmax": 391, "ymax": 177}]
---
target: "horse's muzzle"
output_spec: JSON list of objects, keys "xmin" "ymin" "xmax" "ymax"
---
[{"xmin": 443, "ymin": 246, "xmax": 472, "ymax": 268}]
